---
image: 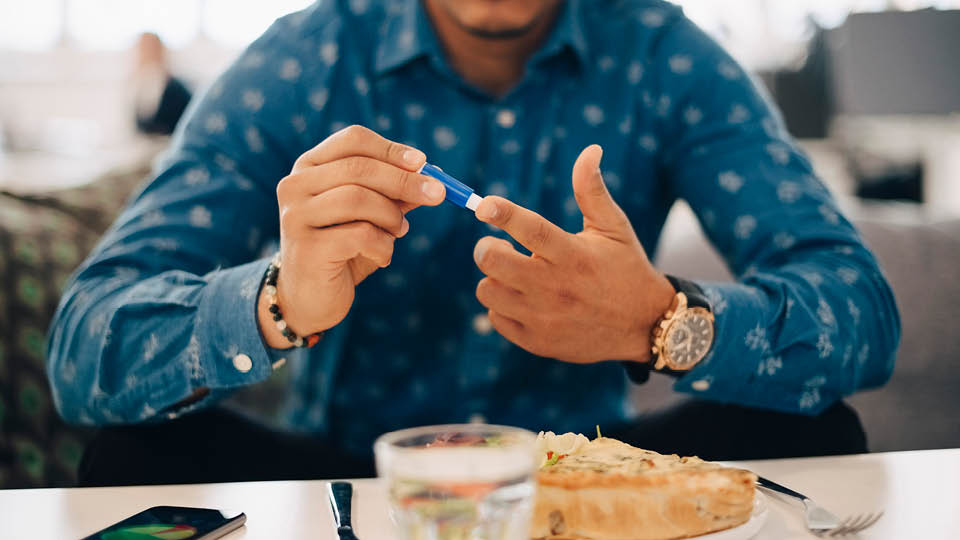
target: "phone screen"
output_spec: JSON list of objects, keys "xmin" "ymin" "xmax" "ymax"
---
[{"xmin": 81, "ymin": 506, "xmax": 245, "ymax": 540}]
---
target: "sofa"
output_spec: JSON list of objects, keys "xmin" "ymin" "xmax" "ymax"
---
[
  {"xmin": 0, "ymin": 163, "xmax": 150, "ymax": 489},
  {"xmin": 0, "ymin": 157, "xmax": 298, "ymax": 489}
]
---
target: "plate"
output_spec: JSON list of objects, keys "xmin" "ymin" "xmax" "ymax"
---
[{"xmin": 692, "ymin": 491, "xmax": 769, "ymax": 540}]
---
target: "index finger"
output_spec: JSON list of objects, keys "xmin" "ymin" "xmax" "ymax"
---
[
  {"xmin": 474, "ymin": 196, "xmax": 572, "ymax": 261},
  {"xmin": 293, "ymin": 124, "xmax": 426, "ymax": 173},
  {"xmin": 281, "ymin": 156, "xmax": 444, "ymax": 207}
]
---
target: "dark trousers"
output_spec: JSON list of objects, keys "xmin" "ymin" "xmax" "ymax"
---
[{"xmin": 79, "ymin": 400, "xmax": 866, "ymax": 487}]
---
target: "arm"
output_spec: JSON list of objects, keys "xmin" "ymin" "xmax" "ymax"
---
[
  {"xmin": 649, "ymin": 13, "xmax": 900, "ymax": 413},
  {"xmin": 47, "ymin": 10, "xmax": 447, "ymax": 426},
  {"xmin": 469, "ymin": 13, "xmax": 899, "ymax": 416},
  {"xmin": 46, "ymin": 15, "xmax": 316, "ymax": 425}
]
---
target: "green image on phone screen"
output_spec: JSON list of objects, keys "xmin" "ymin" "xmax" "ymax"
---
[{"xmin": 101, "ymin": 524, "xmax": 198, "ymax": 540}]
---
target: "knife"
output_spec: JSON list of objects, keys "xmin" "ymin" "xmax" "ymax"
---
[{"xmin": 328, "ymin": 481, "xmax": 360, "ymax": 540}]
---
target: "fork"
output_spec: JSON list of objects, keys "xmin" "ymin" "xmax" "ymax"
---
[{"xmin": 756, "ymin": 475, "xmax": 884, "ymax": 537}]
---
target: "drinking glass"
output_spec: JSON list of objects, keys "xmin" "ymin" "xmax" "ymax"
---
[{"xmin": 374, "ymin": 424, "xmax": 538, "ymax": 540}]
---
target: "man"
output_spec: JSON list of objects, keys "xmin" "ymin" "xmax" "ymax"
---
[
  {"xmin": 48, "ymin": 0, "xmax": 900, "ymax": 485},
  {"xmin": 133, "ymin": 32, "xmax": 193, "ymax": 136}
]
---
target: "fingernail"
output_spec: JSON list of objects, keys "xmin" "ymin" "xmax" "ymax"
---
[
  {"xmin": 473, "ymin": 241, "xmax": 488, "ymax": 264},
  {"xmin": 403, "ymin": 149, "xmax": 425, "ymax": 167},
  {"xmin": 476, "ymin": 199, "xmax": 498, "ymax": 221},
  {"xmin": 422, "ymin": 179, "xmax": 445, "ymax": 200},
  {"xmin": 399, "ymin": 217, "xmax": 410, "ymax": 237}
]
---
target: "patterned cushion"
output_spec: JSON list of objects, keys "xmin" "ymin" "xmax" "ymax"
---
[
  {"xmin": 0, "ymin": 161, "xmax": 152, "ymax": 488},
  {"xmin": 0, "ymin": 158, "xmax": 293, "ymax": 487}
]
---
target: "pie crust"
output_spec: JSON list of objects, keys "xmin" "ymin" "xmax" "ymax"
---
[{"xmin": 531, "ymin": 438, "xmax": 756, "ymax": 540}]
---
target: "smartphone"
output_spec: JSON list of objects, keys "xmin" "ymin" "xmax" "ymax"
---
[{"xmin": 80, "ymin": 505, "xmax": 246, "ymax": 540}]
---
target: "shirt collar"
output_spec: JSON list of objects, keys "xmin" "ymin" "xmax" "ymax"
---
[
  {"xmin": 374, "ymin": 0, "xmax": 589, "ymax": 76},
  {"xmin": 531, "ymin": 0, "xmax": 589, "ymax": 67}
]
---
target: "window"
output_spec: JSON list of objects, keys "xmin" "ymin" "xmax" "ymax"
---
[
  {"xmin": 66, "ymin": 0, "xmax": 200, "ymax": 49},
  {"xmin": 0, "ymin": 0, "xmax": 63, "ymax": 51},
  {"xmin": 674, "ymin": 0, "xmax": 913, "ymax": 68},
  {"xmin": 202, "ymin": 0, "xmax": 314, "ymax": 48},
  {"xmin": 1, "ymin": 0, "xmax": 314, "ymax": 52},
  {"xmin": 1, "ymin": 0, "xmax": 958, "ymax": 65}
]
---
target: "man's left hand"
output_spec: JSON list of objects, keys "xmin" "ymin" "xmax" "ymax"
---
[{"xmin": 472, "ymin": 144, "xmax": 676, "ymax": 364}]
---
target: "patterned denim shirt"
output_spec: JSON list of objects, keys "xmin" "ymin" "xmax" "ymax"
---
[{"xmin": 47, "ymin": 0, "xmax": 900, "ymax": 455}]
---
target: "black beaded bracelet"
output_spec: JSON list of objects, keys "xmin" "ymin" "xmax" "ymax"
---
[{"xmin": 263, "ymin": 255, "xmax": 323, "ymax": 348}]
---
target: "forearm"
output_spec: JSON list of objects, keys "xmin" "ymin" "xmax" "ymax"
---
[
  {"xmin": 46, "ymin": 13, "xmax": 337, "ymax": 425},
  {"xmin": 633, "ymin": 6, "xmax": 900, "ymax": 412},
  {"xmin": 675, "ymin": 249, "xmax": 900, "ymax": 413},
  {"xmin": 47, "ymin": 259, "xmax": 277, "ymax": 425}
]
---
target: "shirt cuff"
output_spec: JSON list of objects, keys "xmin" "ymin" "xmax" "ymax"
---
[
  {"xmin": 194, "ymin": 257, "xmax": 277, "ymax": 389},
  {"xmin": 671, "ymin": 281, "xmax": 771, "ymax": 405}
]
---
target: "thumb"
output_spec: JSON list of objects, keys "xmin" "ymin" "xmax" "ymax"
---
[{"xmin": 572, "ymin": 145, "xmax": 630, "ymax": 234}]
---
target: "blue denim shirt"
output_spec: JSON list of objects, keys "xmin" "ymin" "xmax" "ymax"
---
[{"xmin": 48, "ymin": 0, "xmax": 899, "ymax": 455}]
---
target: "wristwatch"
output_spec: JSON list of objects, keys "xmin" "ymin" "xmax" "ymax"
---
[{"xmin": 650, "ymin": 276, "xmax": 715, "ymax": 371}]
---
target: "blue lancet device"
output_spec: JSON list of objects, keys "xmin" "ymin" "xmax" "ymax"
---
[{"xmin": 418, "ymin": 163, "xmax": 482, "ymax": 211}]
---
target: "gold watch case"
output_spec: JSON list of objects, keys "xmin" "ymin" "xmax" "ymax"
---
[{"xmin": 651, "ymin": 292, "xmax": 716, "ymax": 371}]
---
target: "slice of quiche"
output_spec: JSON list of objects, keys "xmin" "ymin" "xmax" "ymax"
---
[{"xmin": 531, "ymin": 432, "xmax": 756, "ymax": 540}]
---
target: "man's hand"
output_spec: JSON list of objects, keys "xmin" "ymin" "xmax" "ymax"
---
[
  {"xmin": 472, "ymin": 145, "xmax": 675, "ymax": 363},
  {"xmin": 259, "ymin": 125, "xmax": 446, "ymax": 348}
]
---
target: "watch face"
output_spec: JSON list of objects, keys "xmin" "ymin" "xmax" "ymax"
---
[{"xmin": 663, "ymin": 308, "xmax": 715, "ymax": 370}]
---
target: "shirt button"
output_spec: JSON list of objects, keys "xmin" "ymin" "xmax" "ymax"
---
[
  {"xmin": 496, "ymin": 109, "xmax": 516, "ymax": 129},
  {"xmin": 472, "ymin": 313, "xmax": 493, "ymax": 336},
  {"xmin": 692, "ymin": 379, "xmax": 711, "ymax": 391},
  {"xmin": 233, "ymin": 353, "xmax": 253, "ymax": 373}
]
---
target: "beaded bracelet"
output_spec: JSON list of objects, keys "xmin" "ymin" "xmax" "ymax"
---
[{"xmin": 263, "ymin": 255, "xmax": 324, "ymax": 348}]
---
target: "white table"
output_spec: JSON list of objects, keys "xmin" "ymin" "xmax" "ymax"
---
[{"xmin": 2, "ymin": 449, "xmax": 957, "ymax": 539}]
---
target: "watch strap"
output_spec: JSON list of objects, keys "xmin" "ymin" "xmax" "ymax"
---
[
  {"xmin": 621, "ymin": 360, "xmax": 652, "ymax": 384},
  {"xmin": 622, "ymin": 359, "xmax": 686, "ymax": 383},
  {"xmin": 621, "ymin": 275, "xmax": 696, "ymax": 384},
  {"xmin": 665, "ymin": 275, "xmax": 711, "ymax": 311},
  {"xmin": 622, "ymin": 275, "xmax": 707, "ymax": 383}
]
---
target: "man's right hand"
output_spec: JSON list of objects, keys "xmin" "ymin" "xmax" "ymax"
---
[{"xmin": 258, "ymin": 125, "xmax": 446, "ymax": 348}]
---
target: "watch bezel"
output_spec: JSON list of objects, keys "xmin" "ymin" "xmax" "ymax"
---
[{"xmin": 657, "ymin": 307, "xmax": 715, "ymax": 371}]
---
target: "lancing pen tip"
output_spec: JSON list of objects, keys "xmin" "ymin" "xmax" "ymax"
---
[
  {"xmin": 465, "ymin": 193, "xmax": 482, "ymax": 211},
  {"xmin": 418, "ymin": 162, "xmax": 482, "ymax": 212}
]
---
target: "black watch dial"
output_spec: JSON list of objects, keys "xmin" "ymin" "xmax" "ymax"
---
[{"xmin": 664, "ymin": 308, "xmax": 715, "ymax": 370}]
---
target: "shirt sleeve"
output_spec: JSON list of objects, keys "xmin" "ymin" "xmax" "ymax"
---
[
  {"xmin": 46, "ymin": 13, "xmax": 325, "ymax": 425},
  {"xmin": 648, "ymin": 13, "xmax": 901, "ymax": 414}
]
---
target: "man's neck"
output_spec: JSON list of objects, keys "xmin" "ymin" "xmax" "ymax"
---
[{"xmin": 422, "ymin": 0, "xmax": 562, "ymax": 98}]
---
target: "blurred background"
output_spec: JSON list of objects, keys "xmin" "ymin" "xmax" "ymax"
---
[
  {"xmin": 2, "ymin": 0, "xmax": 960, "ymax": 205},
  {"xmin": 1, "ymin": 0, "xmax": 958, "ymax": 489}
]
